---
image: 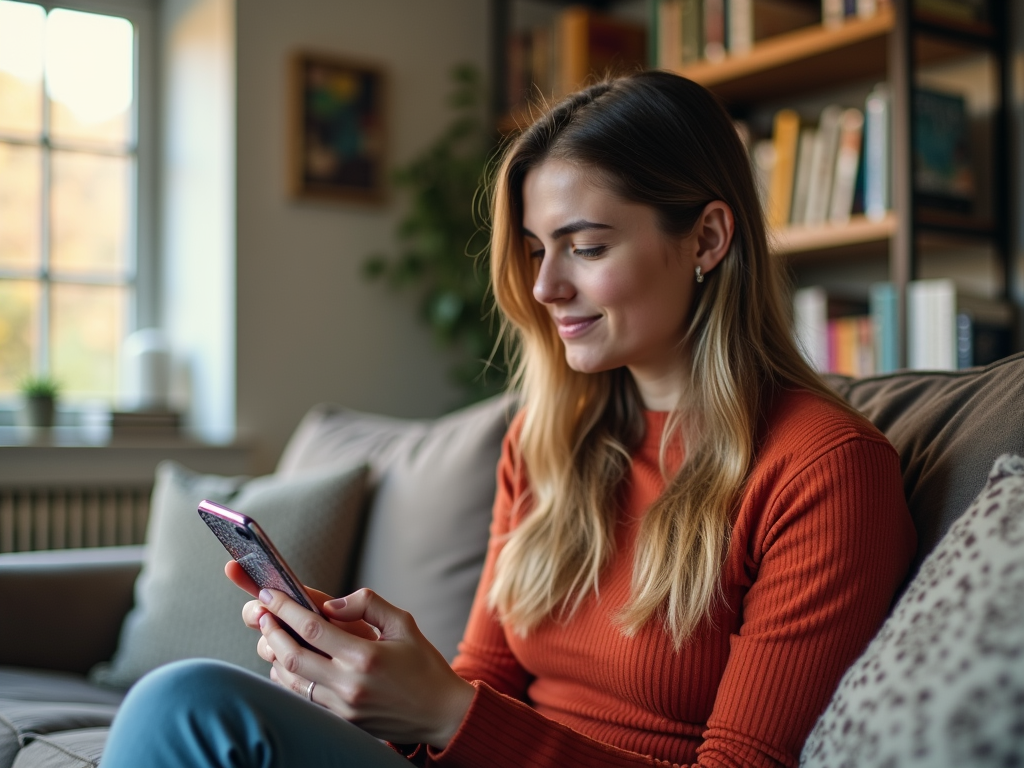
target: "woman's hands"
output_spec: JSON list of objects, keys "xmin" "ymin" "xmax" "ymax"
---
[
  {"xmin": 225, "ymin": 561, "xmax": 378, "ymax": 641},
  {"xmin": 226, "ymin": 562, "xmax": 475, "ymax": 748}
]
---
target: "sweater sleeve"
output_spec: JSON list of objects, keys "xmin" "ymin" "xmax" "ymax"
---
[{"xmin": 428, "ymin": 432, "xmax": 914, "ymax": 768}]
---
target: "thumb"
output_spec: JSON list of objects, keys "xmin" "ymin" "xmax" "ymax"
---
[{"xmin": 323, "ymin": 588, "xmax": 416, "ymax": 641}]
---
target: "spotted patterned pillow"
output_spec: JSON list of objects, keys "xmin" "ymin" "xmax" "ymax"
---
[{"xmin": 801, "ymin": 453, "xmax": 1024, "ymax": 768}]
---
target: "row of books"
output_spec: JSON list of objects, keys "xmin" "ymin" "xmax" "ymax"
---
[
  {"xmin": 751, "ymin": 84, "xmax": 889, "ymax": 231},
  {"xmin": 794, "ymin": 280, "xmax": 1012, "ymax": 376},
  {"xmin": 752, "ymin": 81, "xmax": 976, "ymax": 230},
  {"xmin": 653, "ymin": 0, "xmax": 883, "ymax": 70}
]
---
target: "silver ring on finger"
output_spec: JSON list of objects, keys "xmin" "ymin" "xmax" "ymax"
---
[{"xmin": 305, "ymin": 680, "xmax": 316, "ymax": 702}]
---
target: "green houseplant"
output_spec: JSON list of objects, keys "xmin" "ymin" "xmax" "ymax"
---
[
  {"xmin": 19, "ymin": 375, "xmax": 60, "ymax": 428},
  {"xmin": 363, "ymin": 64, "xmax": 504, "ymax": 403}
]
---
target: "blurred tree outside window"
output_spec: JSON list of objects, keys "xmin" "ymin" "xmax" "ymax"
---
[{"xmin": 0, "ymin": 1, "xmax": 136, "ymax": 403}]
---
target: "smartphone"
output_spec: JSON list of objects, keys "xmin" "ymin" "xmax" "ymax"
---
[{"xmin": 198, "ymin": 499, "xmax": 325, "ymax": 653}]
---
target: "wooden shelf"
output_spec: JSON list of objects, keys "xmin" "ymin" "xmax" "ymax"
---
[
  {"xmin": 675, "ymin": 7, "xmax": 894, "ymax": 105},
  {"xmin": 772, "ymin": 213, "xmax": 897, "ymax": 260}
]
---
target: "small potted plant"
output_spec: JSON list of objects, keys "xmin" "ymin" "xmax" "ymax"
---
[{"xmin": 19, "ymin": 375, "xmax": 61, "ymax": 429}]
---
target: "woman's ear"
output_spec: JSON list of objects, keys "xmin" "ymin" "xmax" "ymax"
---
[{"xmin": 693, "ymin": 201, "xmax": 734, "ymax": 276}]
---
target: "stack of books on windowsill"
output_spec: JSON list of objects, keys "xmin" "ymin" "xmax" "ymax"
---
[{"xmin": 109, "ymin": 410, "xmax": 182, "ymax": 442}]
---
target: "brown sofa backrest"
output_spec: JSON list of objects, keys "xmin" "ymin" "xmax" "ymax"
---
[{"xmin": 825, "ymin": 351, "xmax": 1024, "ymax": 576}]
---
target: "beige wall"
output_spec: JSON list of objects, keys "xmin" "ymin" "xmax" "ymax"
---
[
  {"xmin": 234, "ymin": 0, "xmax": 490, "ymax": 470},
  {"xmin": 161, "ymin": 0, "xmax": 236, "ymax": 445}
]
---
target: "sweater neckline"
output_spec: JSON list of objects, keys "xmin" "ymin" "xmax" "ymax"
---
[{"xmin": 642, "ymin": 409, "xmax": 672, "ymax": 452}]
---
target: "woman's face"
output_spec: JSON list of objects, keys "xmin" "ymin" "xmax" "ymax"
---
[{"xmin": 522, "ymin": 159, "xmax": 699, "ymax": 406}]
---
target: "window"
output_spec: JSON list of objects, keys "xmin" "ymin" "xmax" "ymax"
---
[{"xmin": 0, "ymin": 0, "xmax": 147, "ymax": 404}]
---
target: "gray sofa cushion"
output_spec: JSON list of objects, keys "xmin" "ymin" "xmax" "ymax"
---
[
  {"xmin": 801, "ymin": 454, "xmax": 1024, "ymax": 768},
  {"xmin": 825, "ymin": 352, "xmax": 1024, "ymax": 574},
  {"xmin": 0, "ymin": 702, "xmax": 116, "ymax": 768},
  {"xmin": 277, "ymin": 395, "xmax": 516, "ymax": 661},
  {"xmin": 0, "ymin": 670, "xmax": 123, "ymax": 707},
  {"xmin": 89, "ymin": 460, "xmax": 368, "ymax": 688},
  {"xmin": 12, "ymin": 728, "xmax": 107, "ymax": 768}
]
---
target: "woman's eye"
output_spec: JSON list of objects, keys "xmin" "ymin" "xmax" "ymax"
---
[
  {"xmin": 573, "ymin": 246, "xmax": 605, "ymax": 258},
  {"xmin": 529, "ymin": 247, "xmax": 544, "ymax": 259}
]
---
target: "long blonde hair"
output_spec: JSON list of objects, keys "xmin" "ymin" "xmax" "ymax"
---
[{"xmin": 488, "ymin": 72, "xmax": 851, "ymax": 647}]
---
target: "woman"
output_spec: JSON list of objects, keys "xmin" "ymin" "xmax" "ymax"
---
[{"xmin": 103, "ymin": 71, "xmax": 915, "ymax": 767}]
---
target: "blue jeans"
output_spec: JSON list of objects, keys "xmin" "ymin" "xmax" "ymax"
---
[{"xmin": 101, "ymin": 659, "xmax": 412, "ymax": 767}]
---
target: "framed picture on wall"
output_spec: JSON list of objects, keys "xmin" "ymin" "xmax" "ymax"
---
[{"xmin": 289, "ymin": 52, "xmax": 387, "ymax": 204}]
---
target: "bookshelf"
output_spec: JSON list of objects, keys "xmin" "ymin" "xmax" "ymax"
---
[
  {"xmin": 492, "ymin": 0, "xmax": 1017, "ymax": 371},
  {"xmin": 678, "ymin": 7, "xmax": 894, "ymax": 102},
  {"xmin": 774, "ymin": 213, "xmax": 898, "ymax": 261}
]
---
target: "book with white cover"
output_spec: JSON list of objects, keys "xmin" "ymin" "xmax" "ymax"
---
[
  {"xmin": 822, "ymin": 0, "xmax": 845, "ymax": 27},
  {"xmin": 804, "ymin": 105, "xmax": 843, "ymax": 226},
  {"xmin": 857, "ymin": 0, "xmax": 878, "ymax": 17},
  {"xmin": 864, "ymin": 83, "xmax": 890, "ymax": 221},
  {"xmin": 908, "ymin": 279, "xmax": 957, "ymax": 371},
  {"xmin": 729, "ymin": 0, "xmax": 753, "ymax": 56},
  {"xmin": 793, "ymin": 286, "xmax": 829, "ymax": 372},
  {"xmin": 829, "ymin": 108, "xmax": 864, "ymax": 224}
]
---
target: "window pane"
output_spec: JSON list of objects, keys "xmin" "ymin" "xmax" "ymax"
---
[
  {"xmin": 46, "ymin": 9, "xmax": 133, "ymax": 147},
  {"xmin": 0, "ymin": 1, "xmax": 44, "ymax": 138},
  {"xmin": 51, "ymin": 150, "xmax": 131, "ymax": 276},
  {"xmin": 0, "ymin": 280, "xmax": 40, "ymax": 394},
  {"xmin": 0, "ymin": 142, "xmax": 41, "ymax": 271},
  {"xmin": 51, "ymin": 283, "xmax": 125, "ymax": 400}
]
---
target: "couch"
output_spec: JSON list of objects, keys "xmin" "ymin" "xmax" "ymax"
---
[{"xmin": 1, "ymin": 353, "xmax": 1022, "ymax": 768}]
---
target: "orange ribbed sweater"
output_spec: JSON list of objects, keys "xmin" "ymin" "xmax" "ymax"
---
[{"xmin": 426, "ymin": 389, "xmax": 916, "ymax": 768}]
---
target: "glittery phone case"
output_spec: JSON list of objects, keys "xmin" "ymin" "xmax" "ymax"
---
[{"xmin": 198, "ymin": 499, "xmax": 325, "ymax": 652}]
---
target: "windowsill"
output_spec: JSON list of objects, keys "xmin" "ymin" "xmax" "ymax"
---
[{"xmin": 0, "ymin": 425, "xmax": 122, "ymax": 448}]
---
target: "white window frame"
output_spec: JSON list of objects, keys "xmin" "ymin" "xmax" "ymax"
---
[{"xmin": 0, "ymin": 0, "xmax": 156, "ymax": 407}]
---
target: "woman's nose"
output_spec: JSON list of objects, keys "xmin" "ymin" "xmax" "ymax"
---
[{"xmin": 533, "ymin": 255, "xmax": 574, "ymax": 305}]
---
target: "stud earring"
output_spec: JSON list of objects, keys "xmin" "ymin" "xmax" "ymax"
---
[{"xmin": 695, "ymin": 266, "xmax": 704, "ymax": 283}]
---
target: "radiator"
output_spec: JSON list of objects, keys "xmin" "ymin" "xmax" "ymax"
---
[{"xmin": 0, "ymin": 485, "xmax": 152, "ymax": 554}]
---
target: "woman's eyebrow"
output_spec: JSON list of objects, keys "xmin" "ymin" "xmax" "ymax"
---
[{"xmin": 522, "ymin": 220, "xmax": 614, "ymax": 240}]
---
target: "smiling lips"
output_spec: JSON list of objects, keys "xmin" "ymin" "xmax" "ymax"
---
[{"xmin": 555, "ymin": 315, "xmax": 601, "ymax": 339}]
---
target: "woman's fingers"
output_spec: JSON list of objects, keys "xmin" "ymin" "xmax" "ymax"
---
[
  {"xmin": 322, "ymin": 588, "xmax": 413, "ymax": 641},
  {"xmin": 257, "ymin": 634, "xmax": 276, "ymax": 663},
  {"xmin": 257, "ymin": 588, "xmax": 474, "ymax": 746},
  {"xmin": 231, "ymin": 572, "xmax": 378, "ymax": 642},
  {"xmin": 257, "ymin": 611, "xmax": 332, "ymax": 683},
  {"xmin": 224, "ymin": 560, "xmax": 259, "ymax": 596},
  {"xmin": 258, "ymin": 589, "xmax": 374, "ymax": 661},
  {"xmin": 242, "ymin": 599, "xmax": 268, "ymax": 630}
]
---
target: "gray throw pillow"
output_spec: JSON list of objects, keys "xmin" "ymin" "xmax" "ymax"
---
[
  {"xmin": 89, "ymin": 460, "xmax": 367, "ymax": 688},
  {"xmin": 800, "ymin": 454, "xmax": 1024, "ymax": 768},
  {"xmin": 276, "ymin": 395, "xmax": 516, "ymax": 661}
]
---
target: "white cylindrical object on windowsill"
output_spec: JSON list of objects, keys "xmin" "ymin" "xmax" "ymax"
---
[{"xmin": 121, "ymin": 328, "xmax": 172, "ymax": 411}]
